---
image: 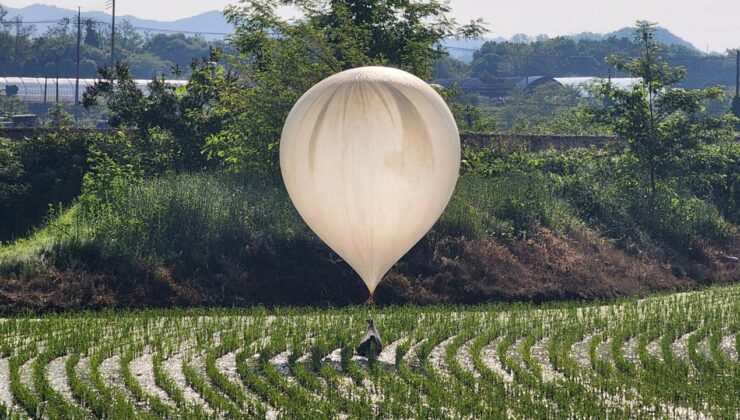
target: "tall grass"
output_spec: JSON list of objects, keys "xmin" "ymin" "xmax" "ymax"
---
[
  {"xmin": 0, "ymin": 169, "xmax": 573, "ymax": 273},
  {"xmin": 77, "ymin": 171, "xmax": 310, "ymax": 268},
  {"xmin": 440, "ymin": 171, "xmax": 573, "ymax": 240}
]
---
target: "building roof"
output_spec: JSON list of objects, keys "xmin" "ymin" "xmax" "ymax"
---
[
  {"xmin": 433, "ymin": 76, "xmax": 555, "ymax": 98},
  {"xmin": 554, "ymin": 77, "xmax": 642, "ymax": 94},
  {"xmin": 433, "ymin": 76, "xmax": 643, "ymax": 98}
]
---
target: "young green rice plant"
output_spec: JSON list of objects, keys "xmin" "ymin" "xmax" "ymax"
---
[{"xmin": 1, "ymin": 284, "xmax": 738, "ymax": 418}]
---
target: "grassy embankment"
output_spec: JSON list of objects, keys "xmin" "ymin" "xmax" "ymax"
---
[{"xmin": 1, "ymin": 142, "xmax": 737, "ymax": 311}]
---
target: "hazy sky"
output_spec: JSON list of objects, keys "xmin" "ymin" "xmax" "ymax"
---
[{"xmin": 3, "ymin": 0, "xmax": 739, "ymax": 52}]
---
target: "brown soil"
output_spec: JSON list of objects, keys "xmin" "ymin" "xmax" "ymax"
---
[{"xmin": 0, "ymin": 227, "xmax": 737, "ymax": 313}]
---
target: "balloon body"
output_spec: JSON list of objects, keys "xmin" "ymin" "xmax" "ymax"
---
[{"xmin": 280, "ymin": 66, "xmax": 460, "ymax": 295}]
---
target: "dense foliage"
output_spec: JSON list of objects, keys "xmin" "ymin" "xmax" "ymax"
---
[
  {"xmin": 0, "ymin": 131, "xmax": 88, "ymax": 241},
  {"xmin": 202, "ymin": 0, "xmax": 485, "ymax": 171},
  {"xmin": 467, "ymin": 33, "xmax": 737, "ymax": 89},
  {"xmin": 81, "ymin": 54, "xmax": 229, "ymax": 171},
  {"xmin": 0, "ymin": 5, "xmax": 226, "ymax": 78},
  {"xmin": 0, "ymin": 13, "xmax": 738, "ymax": 310},
  {"xmin": 590, "ymin": 22, "xmax": 737, "ymax": 210}
]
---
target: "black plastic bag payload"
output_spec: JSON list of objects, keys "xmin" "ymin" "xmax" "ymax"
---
[{"xmin": 356, "ymin": 319, "xmax": 383, "ymax": 357}]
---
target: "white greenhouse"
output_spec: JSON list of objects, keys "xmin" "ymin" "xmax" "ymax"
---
[
  {"xmin": 0, "ymin": 77, "xmax": 188, "ymax": 104},
  {"xmin": 553, "ymin": 77, "xmax": 642, "ymax": 96}
]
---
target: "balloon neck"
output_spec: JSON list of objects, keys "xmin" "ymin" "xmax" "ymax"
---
[{"xmin": 364, "ymin": 294, "xmax": 374, "ymax": 305}]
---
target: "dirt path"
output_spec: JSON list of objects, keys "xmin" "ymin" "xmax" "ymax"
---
[
  {"xmin": 428, "ymin": 336, "xmax": 456, "ymax": 379},
  {"xmin": 0, "ymin": 357, "xmax": 16, "ymax": 410},
  {"xmin": 720, "ymin": 334, "xmax": 737, "ymax": 362},
  {"xmin": 377, "ymin": 337, "xmax": 406, "ymax": 366},
  {"xmin": 130, "ymin": 353, "xmax": 176, "ymax": 408},
  {"xmin": 480, "ymin": 337, "xmax": 513, "ymax": 383},
  {"xmin": 530, "ymin": 338, "xmax": 564, "ymax": 382},
  {"xmin": 671, "ymin": 330, "xmax": 696, "ymax": 361},
  {"xmin": 456, "ymin": 337, "xmax": 480, "ymax": 378},
  {"xmin": 162, "ymin": 352, "xmax": 212, "ymax": 411},
  {"xmin": 46, "ymin": 355, "xmax": 85, "ymax": 412}
]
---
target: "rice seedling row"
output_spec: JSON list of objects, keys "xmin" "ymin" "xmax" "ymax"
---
[{"xmin": 0, "ymin": 284, "xmax": 738, "ymax": 419}]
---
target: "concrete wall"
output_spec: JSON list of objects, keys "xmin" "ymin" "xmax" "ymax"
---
[
  {"xmin": 0, "ymin": 127, "xmax": 125, "ymax": 140},
  {"xmin": 1, "ymin": 128, "xmax": 738, "ymax": 151},
  {"xmin": 461, "ymin": 133, "xmax": 618, "ymax": 151}
]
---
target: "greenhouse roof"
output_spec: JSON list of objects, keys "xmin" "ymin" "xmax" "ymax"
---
[{"xmin": 0, "ymin": 77, "xmax": 188, "ymax": 104}]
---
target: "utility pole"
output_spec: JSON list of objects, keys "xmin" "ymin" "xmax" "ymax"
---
[
  {"xmin": 55, "ymin": 55, "xmax": 60, "ymax": 104},
  {"xmin": 735, "ymin": 49, "xmax": 739, "ymax": 98},
  {"xmin": 75, "ymin": 6, "xmax": 81, "ymax": 105},
  {"xmin": 14, "ymin": 19, "xmax": 20, "ymax": 73},
  {"xmin": 109, "ymin": 0, "xmax": 116, "ymax": 67}
]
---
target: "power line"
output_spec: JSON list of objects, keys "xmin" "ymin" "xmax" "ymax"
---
[
  {"xmin": 1, "ymin": 18, "xmax": 735, "ymax": 56},
  {"xmin": 0, "ymin": 19, "xmax": 64, "ymax": 24},
  {"xmin": 132, "ymin": 26, "xmax": 231, "ymax": 36},
  {"xmin": 1, "ymin": 17, "xmax": 231, "ymax": 37},
  {"xmin": 1, "ymin": 17, "xmax": 735, "ymax": 63},
  {"xmin": 445, "ymin": 47, "xmax": 735, "ymax": 62}
]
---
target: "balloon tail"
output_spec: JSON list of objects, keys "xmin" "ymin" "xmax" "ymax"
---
[{"xmin": 364, "ymin": 294, "xmax": 374, "ymax": 305}]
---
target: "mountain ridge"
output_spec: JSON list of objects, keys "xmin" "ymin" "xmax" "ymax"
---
[
  {"xmin": 1, "ymin": 3, "xmax": 233, "ymax": 38},
  {"xmin": 3, "ymin": 3, "xmax": 701, "ymax": 51},
  {"xmin": 444, "ymin": 27, "xmax": 699, "ymax": 62}
]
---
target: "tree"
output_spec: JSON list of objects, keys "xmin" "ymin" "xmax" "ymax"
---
[
  {"xmin": 84, "ymin": 19, "xmax": 100, "ymax": 47},
  {"xmin": 467, "ymin": 33, "xmax": 735, "ymax": 89},
  {"xmin": 0, "ymin": 89, "xmax": 26, "ymax": 117},
  {"xmin": 83, "ymin": 52, "xmax": 230, "ymax": 171},
  {"xmin": 6, "ymin": 16, "xmax": 36, "ymax": 73},
  {"xmin": 83, "ymin": 62, "xmax": 146, "ymax": 128},
  {"xmin": 143, "ymin": 33, "xmax": 212, "ymax": 64},
  {"xmin": 204, "ymin": 0, "xmax": 486, "ymax": 171},
  {"xmin": 592, "ymin": 21, "xmax": 736, "ymax": 206},
  {"xmin": 117, "ymin": 20, "xmax": 143, "ymax": 52},
  {"xmin": 47, "ymin": 104, "xmax": 74, "ymax": 128}
]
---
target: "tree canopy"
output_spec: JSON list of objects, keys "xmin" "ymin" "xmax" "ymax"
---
[
  {"xmin": 202, "ymin": 0, "xmax": 485, "ymax": 171},
  {"xmin": 0, "ymin": 5, "xmax": 226, "ymax": 79}
]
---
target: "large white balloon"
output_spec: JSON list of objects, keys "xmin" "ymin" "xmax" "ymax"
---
[{"xmin": 280, "ymin": 66, "xmax": 460, "ymax": 296}]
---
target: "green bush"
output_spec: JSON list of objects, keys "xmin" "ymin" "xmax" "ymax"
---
[
  {"xmin": 74, "ymin": 171, "xmax": 308, "ymax": 268},
  {"xmin": 542, "ymin": 146, "xmax": 736, "ymax": 251},
  {"xmin": 60, "ymin": 168, "xmax": 574, "ymax": 269},
  {"xmin": 6, "ymin": 137, "xmax": 737, "ymax": 272},
  {"xmin": 460, "ymin": 140, "xmax": 737, "ymax": 254},
  {"xmin": 732, "ymin": 96, "xmax": 740, "ymax": 130},
  {"xmin": 0, "ymin": 132, "xmax": 89, "ymax": 241}
]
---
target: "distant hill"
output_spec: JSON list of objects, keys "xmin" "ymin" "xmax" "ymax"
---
[
  {"xmin": 0, "ymin": 3, "xmax": 233, "ymax": 39},
  {"xmin": 570, "ymin": 27, "xmax": 697, "ymax": 50},
  {"xmin": 1, "ymin": 4, "xmax": 698, "ymax": 53},
  {"xmin": 441, "ymin": 27, "xmax": 697, "ymax": 63}
]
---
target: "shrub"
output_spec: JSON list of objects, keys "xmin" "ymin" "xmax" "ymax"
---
[
  {"xmin": 75, "ymin": 171, "xmax": 307, "ymax": 268},
  {"xmin": 0, "ymin": 132, "xmax": 88, "ymax": 241},
  {"xmin": 435, "ymin": 172, "xmax": 573, "ymax": 241}
]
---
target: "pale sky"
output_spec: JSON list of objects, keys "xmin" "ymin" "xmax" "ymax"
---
[{"xmin": 3, "ymin": 0, "xmax": 739, "ymax": 52}]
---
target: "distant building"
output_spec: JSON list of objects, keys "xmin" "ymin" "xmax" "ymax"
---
[
  {"xmin": 554, "ymin": 77, "xmax": 642, "ymax": 96},
  {"xmin": 433, "ymin": 76, "xmax": 556, "ymax": 98},
  {"xmin": 10, "ymin": 114, "xmax": 38, "ymax": 127},
  {"xmin": 0, "ymin": 77, "xmax": 188, "ymax": 104},
  {"xmin": 432, "ymin": 76, "xmax": 641, "ymax": 99}
]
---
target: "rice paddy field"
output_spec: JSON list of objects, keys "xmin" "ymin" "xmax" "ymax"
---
[{"xmin": 0, "ymin": 284, "xmax": 738, "ymax": 419}]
